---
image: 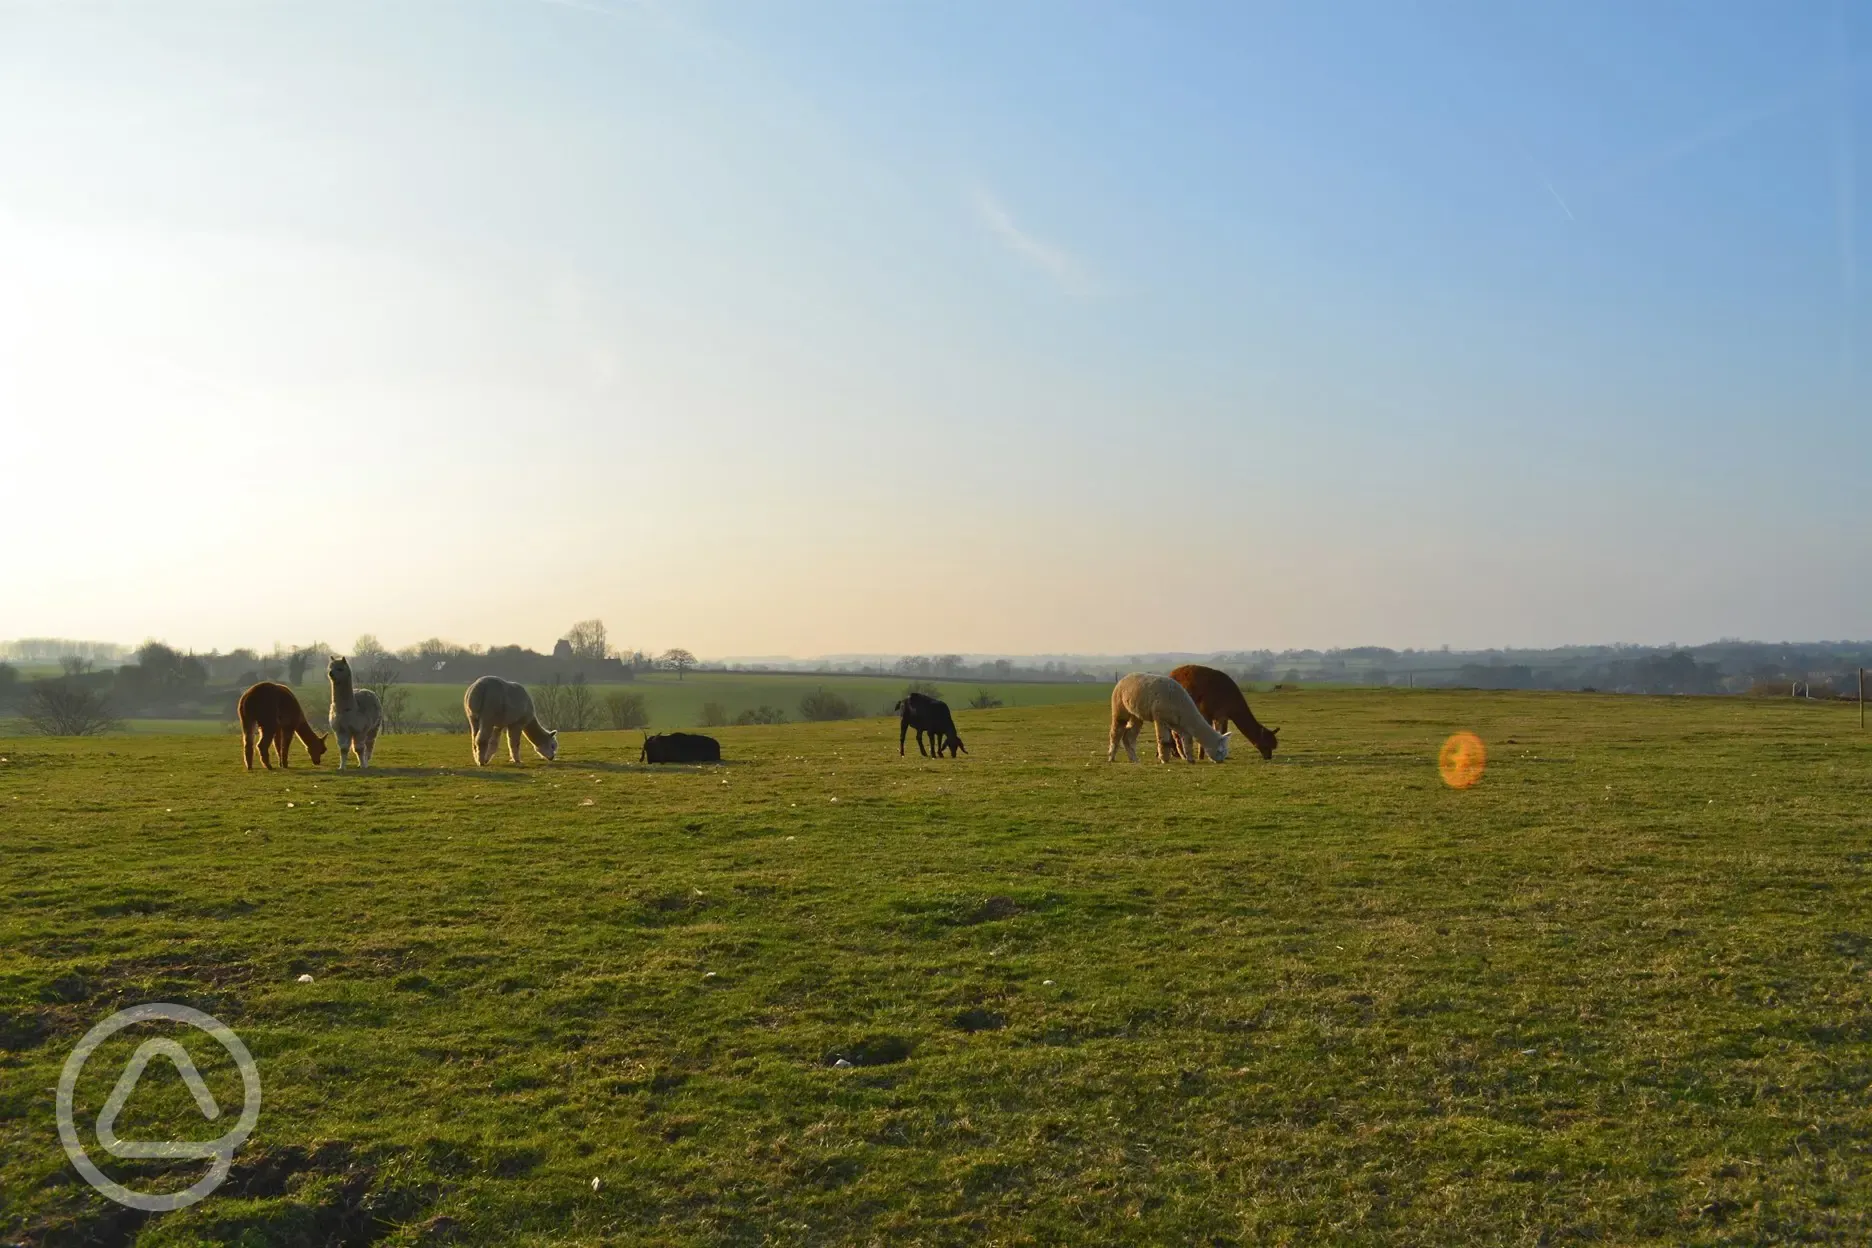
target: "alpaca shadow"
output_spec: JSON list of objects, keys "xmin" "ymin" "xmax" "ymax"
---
[
  {"xmin": 321, "ymin": 765, "xmax": 533, "ymax": 782},
  {"xmin": 567, "ymin": 759, "xmax": 754, "ymax": 775}
]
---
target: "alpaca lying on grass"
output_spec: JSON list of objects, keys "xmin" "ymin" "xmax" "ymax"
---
[
  {"xmin": 327, "ymin": 655, "xmax": 383, "ymax": 770},
  {"xmin": 465, "ymin": 675, "xmax": 559, "ymax": 765},
  {"xmin": 1107, "ymin": 672, "xmax": 1230, "ymax": 763}
]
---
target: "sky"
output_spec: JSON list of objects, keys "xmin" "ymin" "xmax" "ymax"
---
[{"xmin": 2, "ymin": 0, "xmax": 1867, "ymax": 658}]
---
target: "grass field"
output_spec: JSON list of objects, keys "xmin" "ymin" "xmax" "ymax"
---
[
  {"xmin": 109, "ymin": 671, "xmax": 1114, "ymax": 736},
  {"xmin": 2, "ymin": 690, "xmax": 1869, "ymax": 1245}
]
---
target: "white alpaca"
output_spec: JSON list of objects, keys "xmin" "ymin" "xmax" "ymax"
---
[
  {"xmin": 464, "ymin": 675, "xmax": 559, "ymax": 766},
  {"xmin": 327, "ymin": 655, "xmax": 384, "ymax": 770},
  {"xmin": 1107, "ymin": 672, "xmax": 1231, "ymax": 764}
]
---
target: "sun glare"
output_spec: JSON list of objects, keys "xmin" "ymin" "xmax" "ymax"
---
[{"xmin": 1438, "ymin": 731, "xmax": 1486, "ymax": 789}]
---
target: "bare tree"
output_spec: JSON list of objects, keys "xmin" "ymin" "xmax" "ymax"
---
[
  {"xmin": 20, "ymin": 680, "xmax": 119, "ymax": 735},
  {"xmin": 363, "ymin": 656, "xmax": 413, "ymax": 734},
  {"xmin": 659, "ymin": 648, "xmax": 697, "ymax": 681},
  {"xmin": 564, "ymin": 619, "xmax": 609, "ymax": 663},
  {"xmin": 536, "ymin": 674, "xmax": 602, "ymax": 731},
  {"xmin": 59, "ymin": 656, "xmax": 94, "ymax": 677}
]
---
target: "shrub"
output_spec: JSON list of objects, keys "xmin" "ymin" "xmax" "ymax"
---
[
  {"xmin": 607, "ymin": 691, "xmax": 650, "ymax": 729},
  {"xmin": 799, "ymin": 687, "xmax": 858, "ymax": 722},
  {"xmin": 19, "ymin": 679, "xmax": 119, "ymax": 736},
  {"xmin": 699, "ymin": 701, "xmax": 729, "ymax": 728},
  {"xmin": 431, "ymin": 704, "xmax": 470, "ymax": 735},
  {"xmin": 967, "ymin": 689, "xmax": 1003, "ymax": 710},
  {"xmin": 733, "ymin": 705, "xmax": 788, "ymax": 725}
]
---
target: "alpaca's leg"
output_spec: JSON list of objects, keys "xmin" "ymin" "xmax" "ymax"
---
[
  {"xmin": 1107, "ymin": 711, "xmax": 1125, "ymax": 762},
  {"xmin": 242, "ymin": 721, "xmax": 256, "ymax": 770},
  {"xmin": 899, "ymin": 718, "xmax": 909, "ymax": 757},
  {"xmin": 467, "ymin": 714, "xmax": 482, "ymax": 765},
  {"xmin": 361, "ymin": 727, "xmax": 377, "ymax": 767},
  {"xmin": 1154, "ymin": 723, "xmax": 1174, "ymax": 763},
  {"xmin": 1115, "ymin": 718, "xmax": 1140, "ymax": 763},
  {"xmin": 334, "ymin": 730, "xmax": 348, "ymax": 769},
  {"xmin": 507, "ymin": 725, "xmax": 523, "ymax": 764},
  {"xmin": 278, "ymin": 729, "xmax": 293, "ymax": 768}
]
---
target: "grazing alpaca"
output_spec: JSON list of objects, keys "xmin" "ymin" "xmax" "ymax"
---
[
  {"xmin": 464, "ymin": 675, "xmax": 558, "ymax": 765},
  {"xmin": 1107, "ymin": 672, "xmax": 1230, "ymax": 764},
  {"xmin": 1167, "ymin": 664, "xmax": 1280, "ymax": 761},
  {"xmin": 237, "ymin": 681, "xmax": 328, "ymax": 770},
  {"xmin": 327, "ymin": 655, "xmax": 383, "ymax": 770},
  {"xmin": 894, "ymin": 692, "xmax": 966, "ymax": 758}
]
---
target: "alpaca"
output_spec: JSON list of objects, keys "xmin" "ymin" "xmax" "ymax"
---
[
  {"xmin": 894, "ymin": 692, "xmax": 966, "ymax": 758},
  {"xmin": 237, "ymin": 681, "xmax": 328, "ymax": 770},
  {"xmin": 640, "ymin": 731, "xmax": 722, "ymax": 763},
  {"xmin": 464, "ymin": 675, "xmax": 558, "ymax": 765},
  {"xmin": 1167, "ymin": 664, "xmax": 1280, "ymax": 761},
  {"xmin": 1107, "ymin": 672, "xmax": 1230, "ymax": 763},
  {"xmin": 327, "ymin": 655, "xmax": 384, "ymax": 770}
]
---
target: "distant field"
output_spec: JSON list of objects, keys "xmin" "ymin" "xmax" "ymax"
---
[
  {"xmin": 3, "ymin": 689, "xmax": 1869, "ymax": 1244},
  {"xmin": 110, "ymin": 670, "xmax": 1116, "ymax": 736}
]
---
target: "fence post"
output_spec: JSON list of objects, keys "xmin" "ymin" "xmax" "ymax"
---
[{"xmin": 1860, "ymin": 667, "xmax": 1865, "ymax": 730}]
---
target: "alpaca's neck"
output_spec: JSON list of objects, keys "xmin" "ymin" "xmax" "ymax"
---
[
  {"xmin": 330, "ymin": 673, "xmax": 355, "ymax": 711},
  {"xmin": 521, "ymin": 718, "xmax": 553, "ymax": 746},
  {"xmin": 1232, "ymin": 700, "xmax": 1272, "ymax": 746}
]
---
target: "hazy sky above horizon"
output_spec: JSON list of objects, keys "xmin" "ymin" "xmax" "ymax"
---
[{"xmin": 3, "ymin": 0, "xmax": 1868, "ymax": 658}]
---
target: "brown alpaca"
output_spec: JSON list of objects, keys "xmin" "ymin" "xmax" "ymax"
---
[
  {"xmin": 238, "ymin": 681, "xmax": 329, "ymax": 770},
  {"xmin": 1167, "ymin": 664, "xmax": 1280, "ymax": 761}
]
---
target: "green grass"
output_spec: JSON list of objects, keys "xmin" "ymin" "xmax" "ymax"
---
[
  {"xmin": 113, "ymin": 671, "xmax": 1113, "ymax": 735},
  {"xmin": 2, "ymin": 690, "xmax": 1869, "ymax": 1245}
]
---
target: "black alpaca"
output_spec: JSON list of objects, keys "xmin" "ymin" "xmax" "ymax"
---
[{"xmin": 894, "ymin": 692, "xmax": 966, "ymax": 758}]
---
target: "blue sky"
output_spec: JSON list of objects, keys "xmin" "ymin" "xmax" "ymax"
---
[{"xmin": 1, "ymin": 0, "xmax": 1865, "ymax": 655}]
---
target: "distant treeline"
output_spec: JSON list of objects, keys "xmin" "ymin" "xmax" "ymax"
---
[
  {"xmin": 747, "ymin": 655, "xmax": 1106, "ymax": 684},
  {"xmin": 1202, "ymin": 641, "xmax": 1872, "ymax": 697},
  {"xmin": 6, "ymin": 632, "xmax": 1872, "ymax": 727}
]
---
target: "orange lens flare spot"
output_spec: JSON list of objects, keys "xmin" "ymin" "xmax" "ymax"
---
[{"xmin": 1438, "ymin": 732, "xmax": 1487, "ymax": 789}]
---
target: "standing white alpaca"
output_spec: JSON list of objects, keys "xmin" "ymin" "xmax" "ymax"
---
[
  {"xmin": 464, "ymin": 675, "xmax": 559, "ymax": 766},
  {"xmin": 327, "ymin": 655, "xmax": 383, "ymax": 770},
  {"xmin": 1107, "ymin": 672, "xmax": 1231, "ymax": 764}
]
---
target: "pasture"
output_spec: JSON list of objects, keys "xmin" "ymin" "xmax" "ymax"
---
[
  {"xmin": 2, "ymin": 690, "xmax": 1869, "ymax": 1245},
  {"xmin": 111, "ymin": 671, "xmax": 1114, "ymax": 735}
]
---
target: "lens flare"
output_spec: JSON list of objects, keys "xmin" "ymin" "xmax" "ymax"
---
[{"xmin": 1438, "ymin": 732, "xmax": 1486, "ymax": 789}]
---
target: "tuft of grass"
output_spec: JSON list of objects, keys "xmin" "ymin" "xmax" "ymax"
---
[{"xmin": 2, "ymin": 690, "xmax": 1870, "ymax": 1244}]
